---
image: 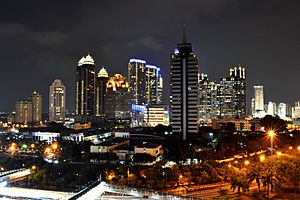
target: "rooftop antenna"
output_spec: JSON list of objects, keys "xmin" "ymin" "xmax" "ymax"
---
[{"xmin": 182, "ymin": 24, "xmax": 187, "ymax": 43}]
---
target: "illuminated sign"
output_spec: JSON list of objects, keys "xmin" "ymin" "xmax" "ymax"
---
[{"xmin": 131, "ymin": 104, "xmax": 146, "ymax": 113}]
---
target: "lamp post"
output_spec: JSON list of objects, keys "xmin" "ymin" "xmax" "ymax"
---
[
  {"xmin": 268, "ymin": 130, "xmax": 275, "ymax": 156},
  {"xmin": 267, "ymin": 130, "xmax": 275, "ymax": 200}
]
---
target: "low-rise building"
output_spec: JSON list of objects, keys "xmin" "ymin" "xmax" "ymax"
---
[
  {"xmin": 90, "ymin": 138, "xmax": 130, "ymax": 153},
  {"xmin": 134, "ymin": 143, "xmax": 163, "ymax": 157},
  {"xmin": 211, "ymin": 118, "xmax": 261, "ymax": 131},
  {"xmin": 32, "ymin": 132, "xmax": 60, "ymax": 143}
]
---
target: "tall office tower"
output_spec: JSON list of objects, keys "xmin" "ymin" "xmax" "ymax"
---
[
  {"xmin": 253, "ymin": 85, "xmax": 266, "ymax": 118},
  {"xmin": 105, "ymin": 74, "xmax": 131, "ymax": 119},
  {"xmin": 49, "ymin": 79, "xmax": 66, "ymax": 123},
  {"xmin": 254, "ymin": 86, "xmax": 264, "ymax": 111},
  {"xmin": 267, "ymin": 101, "xmax": 277, "ymax": 116},
  {"xmin": 218, "ymin": 65, "xmax": 246, "ymax": 119},
  {"xmin": 229, "ymin": 65, "xmax": 246, "ymax": 118},
  {"xmin": 199, "ymin": 73, "xmax": 219, "ymax": 124},
  {"xmin": 277, "ymin": 103, "xmax": 287, "ymax": 119},
  {"xmin": 15, "ymin": 100, "xmax": 33, "ymax": 124},
  {"xmin": 170, "ymin": 32, "xmax": 199, "ymax": 140},
  {"xmin": 292, "ymin": 100, "xmax": 300, "ymax": 119},
  {"xmin": 128, "ymin": 59, "xmax": 147, "ymax": 105},
  {"xmin": 157, "ymin": 76, "xmax": 163, "ymax": 104},
  {"xmin": 251, "ymin": 98, "xmax": 255, "ymax": 117},
  {"xmin": 75, "ymin": 54, "xmax": 96, "ymax": 116},
  {"xmin": 96, "ymin": 67, "xmax": 109, "ymax": 116},
  {"xmin": 145, "ymin": 64, "xmax": 161, "ymax": 105},
  {"xmin": 31, "ymin": 91, "xmax": 42, "ymax": 123}
]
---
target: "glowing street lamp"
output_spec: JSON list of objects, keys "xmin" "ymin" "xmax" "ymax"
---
[
  {"xmin": 244, "ymin": 160, "xmax": 250, "ymax": 165},
  {"xmin": 267, "ymin": 130, "xmax": 275, "ymax": 156},
  {"xmin": 51, "ymin": 142, "xmax": 58, "ymax": 150},
  {"xmin": 260, "ymin": 155, "xmax": 265, "ymax": 162},
  {"xmin": 297, "ymin": 146, "xmax": 300, "ymax": 151}
]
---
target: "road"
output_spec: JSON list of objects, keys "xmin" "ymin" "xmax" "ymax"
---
[{"xmin": 183, "ymin": 183, "xmax": 258, "ymax": 199}]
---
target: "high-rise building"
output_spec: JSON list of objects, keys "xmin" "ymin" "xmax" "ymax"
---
[
  {"xmin": 292, "ymin": 101, "xmax": 300, "ymax": 119},
  {"xmin": 145, "ymin": 64, "xmax": 162, "ymax": 105},
  {"xmin": 49, "ymin": 79, "xmax": 66, "ymax": 123},
  {"xmin": 217, "ymin": 65, "xmax": 246, "ymax": 119},
  {"xmin": 157, "ymin": 76, "xmax": 163, "ymax": 104},
  {"xmin": 105, "ymin": 74, "xmax": 130, "ymax": 119},
  {"xmin": 128, "ymin": 59, "xmax": 163, "ymax": 106},
  {"xmin": 75, "ymin": 54, "xmax": 96, "ymax": 116},
  {"xmin": 254, "ymin": 86, "xmax": 264, "ymax": 111},
  {"xmin": 170, "ymin": 32, "xmax": 199, "ymax": 140},
  {"xmin": 128, "ymin": 59, "xmax": 147, "ymax": 105},
  {"xmin": 96, "ymin": 67, "xmax": 109, "ymax": 116},
  {"xmin": 254, "ymin": 85, "xmax": 266, "ymax": 118},
  {"xmin": 199, "ymin": 73, "xmax": 219, "ymax": 124},
  {"xmin": 31, "ymin": 91, "xmax": 42, "ymax": 123},
  {"xmin": 229, "ymin": 65, "xmax": 246, "ymax": 118},
  {"xmin": 277, "ymin": 103, "xmax": 287, "ymax": 119},
  {"xmin": 15, "ymin": 100, "xmax": 33, "ymax": 124},
  {"xmin": 267, "ymin": 101, "xmax": 277, "ymax": 116}
]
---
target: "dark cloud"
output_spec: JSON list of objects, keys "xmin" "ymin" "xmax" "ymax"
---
[{"xmin": 0, "ymin": 0, "xmax": 299, "ymax": 112}]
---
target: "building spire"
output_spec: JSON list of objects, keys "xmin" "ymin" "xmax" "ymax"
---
[{"xmin": 182, "ymin": 24, "xmax": 187, "ymax": 43}]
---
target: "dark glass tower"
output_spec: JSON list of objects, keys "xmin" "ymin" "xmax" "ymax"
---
[
  {"xmin": 96, "ymin": 67, "xmax": 109, "ymax": 116},
  {"xmin": 75, "ymin": 54, "xmax": 96, "ymax": 116},
  {"xmin": 170, "ymin": 30, "xmax": 199, "ymax": 140}
]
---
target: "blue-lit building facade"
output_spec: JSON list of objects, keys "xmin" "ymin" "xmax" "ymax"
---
[{"xmin": 128, "ymin": 59, "xmax": 164, "ymax": 126}]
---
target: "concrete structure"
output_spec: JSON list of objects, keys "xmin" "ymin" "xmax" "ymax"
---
[
  {"xmin": 144, "ymin": 105, "xmax": 169, "ymax": 127},
  {"xmin": 134, "ymin": 143, "xmax": 163, "ymax": 157},
  {"xmin": 49, "ymin": 79, "xmax": 66, "ymax": 123},
  {"xmin": 31, "ymin": 91, "xmax": 42, "ymax": 123},
  {"xmin": 90, "ymin": 139, "xmax": 130, "ymax": 153},
  {"xmin": 170, "ymin": 28, "xmax": 199, "ymax": 140},
  {"xmin": 211, "ymin": 118, "xmax": 261, "ymax": 131},
  {"xmin": 32, "ymin": 132, "xmax": 60, "ymax": 143}
]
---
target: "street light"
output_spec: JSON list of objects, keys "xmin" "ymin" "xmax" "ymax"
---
[
  {"xmin": 267, "ymin": 130, "xmax": 275, "ymax": 156},
  {"xmin": 260, "ymin": 155, "xmax": 265, "ymax": 162}
]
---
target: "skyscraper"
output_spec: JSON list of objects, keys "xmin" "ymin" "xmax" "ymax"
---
[
  {"xmin": 31, "ymin": 91, "xmax": 42, "ymax": 123},
  {"xmin": 170, "ymin": 31, "xmax": 199, "ymax": 140},
  {"xmin": 199, "ymin": 73, "xmax": 219, "ymax": 124},
  {"xmin": 105, "ymin": 74, "xmax": 130, "ymax": 119},
  {"xmin": 254, "ymin": 86, "xmax": 264, "ymax": 111},
  {"xmin": 96, "ymin": 67, "xmax": 109, "ymax": 116},
  {"xmin": 277, "ymin": 103, "xmax": 287, "ymax": 119},
  {"xmin": 267, "ymin": 101, "xmax": 277, "ymax": 116},
  {"xmin": 230, "ymin": 65, "xmax": 246, "ymax": 118},
  {"xmin": 254, "ymin": 85, "xmax": 265, "ymax": 118},
  {"xmin": 49, "ymin": 79, "xmax": 66, "ymax": 123},
  {"xmin": 128, "ymin": 59, "xmax": 147, "ymax": 105},
  {"xmin": 15, "ymin": 100, "xmax": 33, "ymax": 124},
  {"xmin": 218, "ymin": 65, "xmax": 246, "ymax": 119},
  {"xmin": 145, "ymin": 64, "xmax": 161, "ymax": 105},
  {"xmin": 128, "ymin": 59, "xmax": 163, "ymax": 106},
  {"xmin": 75, "ymin": 54, "xmax": 96, "ymax": 117}
]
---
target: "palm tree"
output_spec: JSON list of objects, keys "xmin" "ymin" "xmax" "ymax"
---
[
  {"xmin": 230, "ymin": 173, "xmax": 249, "ymax": 193},
  {"xmin": 247, "ymin": 165, "xmax": 263, "ymax": 192}
]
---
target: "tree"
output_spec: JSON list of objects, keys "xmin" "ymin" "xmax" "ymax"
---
[
  {"xmin": 260, "ymin": 115, "xmax": 287, "ymax": 132},
  {"xmin": 248, "ymin": 164, "xmax": 263, "ymax": 192}
]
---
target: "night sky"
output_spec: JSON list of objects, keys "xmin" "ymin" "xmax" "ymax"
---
[{"xmin": 0, "ymin": 0, "xmax": 299, "ymax": 112}]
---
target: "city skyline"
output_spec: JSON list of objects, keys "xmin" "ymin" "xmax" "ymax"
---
[{"xmin": 0, "ymin": 1, "xmax": 299, "ymax": 111}]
